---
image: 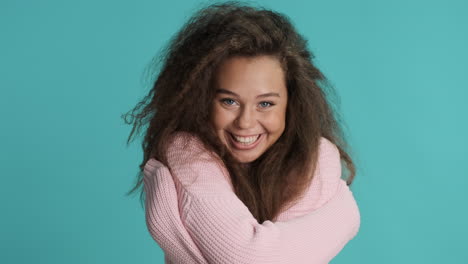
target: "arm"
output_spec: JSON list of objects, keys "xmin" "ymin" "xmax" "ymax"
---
[
  {"xmin": 143, "ymin": 160, "xmax": 208, "ymax": 264},
  {"xmin": 152, "ymin": 164, "xmax": 358, "ymax": 264},
  {"xmin": 143, "ymin": 136, "xmax": 348, "ymax": 263},
  {"xmin": 275, "ymin": 137, "xmax": 345, "ymax": 222},
  {"xmin": 154, "ymin": 132, "xmax": 360, "ymax": 264}
]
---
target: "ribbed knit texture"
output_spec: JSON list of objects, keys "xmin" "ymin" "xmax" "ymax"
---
[{"xmin": 143, "ymin": 132, "xmax": 360, "ymax": 264}]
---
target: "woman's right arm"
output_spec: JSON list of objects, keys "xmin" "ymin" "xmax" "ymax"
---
[{"xmin": 143, "ymin": 159, "xmax": 208, "ymax": 264}]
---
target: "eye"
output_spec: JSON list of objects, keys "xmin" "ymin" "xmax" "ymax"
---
[
  {"xmin": 258, "ymin": 101, "xmax": 275, "ymax": 108},
  {"xmin": 220, "ymin": 98, "xmax": 237, "ymax": 106}
]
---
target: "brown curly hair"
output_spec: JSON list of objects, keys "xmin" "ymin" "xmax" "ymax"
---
[{"xmin": 123, "ymin": 1, "xmax": 356, "ymax": 223}]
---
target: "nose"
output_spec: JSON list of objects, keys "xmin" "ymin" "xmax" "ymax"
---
[{"xmin": 234, "ymin": 106, "xmax": 256, "ymax": 129}]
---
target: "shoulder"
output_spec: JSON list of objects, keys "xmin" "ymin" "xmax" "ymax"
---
[
  {"xmin": 143, "ymin": 132, "xmax": 204, "ymax": 174},
  {"xmin": 315, "ymin": 137, "xmax": 342, "ymax": 182},
  {"xmin": 299, "ymin": 137, "xmax": 343, "ymax": 208},
  {"xmin": 165, "ymin": 132, "xmax": 219, "ymax": 165},
  {"xmin": 167, "ymin": 131, "xmax": 204, "ymax": 153},
  {"xmin": 318, "ymin": 137, "xmax": 340, "ymax": 164},
  {"xmin": 164, "ymin": 132, "xmax": 233, "ymax": 193}
]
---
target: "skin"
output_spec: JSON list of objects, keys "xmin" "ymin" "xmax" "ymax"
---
[{"xmin": 211, "ymin": 55, "xmax": 288, "ymax": 163}]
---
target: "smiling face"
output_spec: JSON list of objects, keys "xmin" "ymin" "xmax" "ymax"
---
[{"xmin": 211, "ymin": 55, "xmax": 288, "ymax": 163}]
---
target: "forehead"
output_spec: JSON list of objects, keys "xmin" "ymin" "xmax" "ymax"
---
[{"xmin": 215, "ymin": 55, "xmax": 287, "ymax": 96}]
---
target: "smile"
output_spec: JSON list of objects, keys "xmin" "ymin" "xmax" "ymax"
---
[
  {"xmin": 233, "ymin": 134, "xmax": 260, "ymax": 144},
  {"xmin": 228, "ymin": 133, "xmax": 263, "ymax": 150}
]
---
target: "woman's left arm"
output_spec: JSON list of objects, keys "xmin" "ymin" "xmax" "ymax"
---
[{"xmin": 275, "ymin": 137, "xmax": 348, "ymax": 222}]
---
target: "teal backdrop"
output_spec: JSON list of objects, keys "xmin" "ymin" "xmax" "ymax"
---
[{"xmin": 1, "ymin": 0, "xmax": 467, "ymax": 263}]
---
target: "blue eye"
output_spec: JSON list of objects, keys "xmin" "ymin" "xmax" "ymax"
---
[
  {"xmin": 221, "ymin": 98, "xmax": 236, "ymax": 106},
  {"xmin": 259, "ymin": 101, "xmax": 274, "ymax": 108}
]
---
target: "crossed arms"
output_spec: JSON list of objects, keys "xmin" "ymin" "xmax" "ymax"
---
[{"xmin": 143, "ymin": 133, "xmax": 360, "ymax": 264}]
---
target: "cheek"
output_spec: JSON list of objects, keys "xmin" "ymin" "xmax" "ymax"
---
[
  {"xmin": 262, "ymin": 111, "xmax": 286, "ymax": 133},
  {"xmin": 211, "ymin": 105, "xmax": 230, "ymax": 130},
  {"xmin": 276, "ymin": 104, "xmax": 287, "ymax": 133}
]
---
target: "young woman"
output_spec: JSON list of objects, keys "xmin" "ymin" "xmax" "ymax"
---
[{"xmin": 124, "ymin": 2, "xmax": 360, "ymax": 263}]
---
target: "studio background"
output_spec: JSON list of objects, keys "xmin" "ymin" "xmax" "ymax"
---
[{"xmin": 1, "ymin": 0, "xmax": 467, "ymax": 263}]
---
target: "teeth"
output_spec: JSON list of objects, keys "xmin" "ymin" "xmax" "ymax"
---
[{"xmin": 233, "ymin": 134, "xmax": 260, "ymax": 145}]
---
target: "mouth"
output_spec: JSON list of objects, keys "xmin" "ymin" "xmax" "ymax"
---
[{"xmin": 227, "ymin": 132, "xmax": 263, "ymax": 150}]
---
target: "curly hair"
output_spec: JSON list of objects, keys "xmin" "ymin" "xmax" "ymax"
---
[{"xmin": 123, "ymin": 1, "xmax": 356, "ymax": 223}]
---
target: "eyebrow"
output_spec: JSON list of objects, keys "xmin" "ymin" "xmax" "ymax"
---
[{"xmin": 215, "ymin": 89, "xmax": 280, "ymax": 99}]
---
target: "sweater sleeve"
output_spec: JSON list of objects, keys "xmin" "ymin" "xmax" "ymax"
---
[
  {"xmin": 152, "ymin": 132, "xmax": 360, "ymax": 264},
  {"xmin": 274, "ymin": 137, "xmax": 346, "ymax": 222},
  {"xmin": 143, "ymin": 160, "xmax": 208, "ymax": 264}
]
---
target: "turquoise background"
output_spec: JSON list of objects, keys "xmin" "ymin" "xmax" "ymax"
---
[{"xmin": 1, "ymin": 0, "xmax": 467, "ymax": 263}]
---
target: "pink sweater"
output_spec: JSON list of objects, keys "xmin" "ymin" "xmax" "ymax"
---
[{"xmin": 143, "ymin": 132, "xmax": 360, "ymax": 264}]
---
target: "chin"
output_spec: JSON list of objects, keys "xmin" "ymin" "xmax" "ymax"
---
[{"xmin": 232, "ymin": 151, "xmax": 263, "ymax": 163}]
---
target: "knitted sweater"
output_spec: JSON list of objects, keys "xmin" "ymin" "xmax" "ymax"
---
[{"xmin": 143, "ymin": 132, "xmax": 360, "ymax": 264}]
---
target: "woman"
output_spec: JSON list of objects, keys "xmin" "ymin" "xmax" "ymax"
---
[{"xmin": 124, "ymin": 2, "xmax": 360, "ymax": 263}]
